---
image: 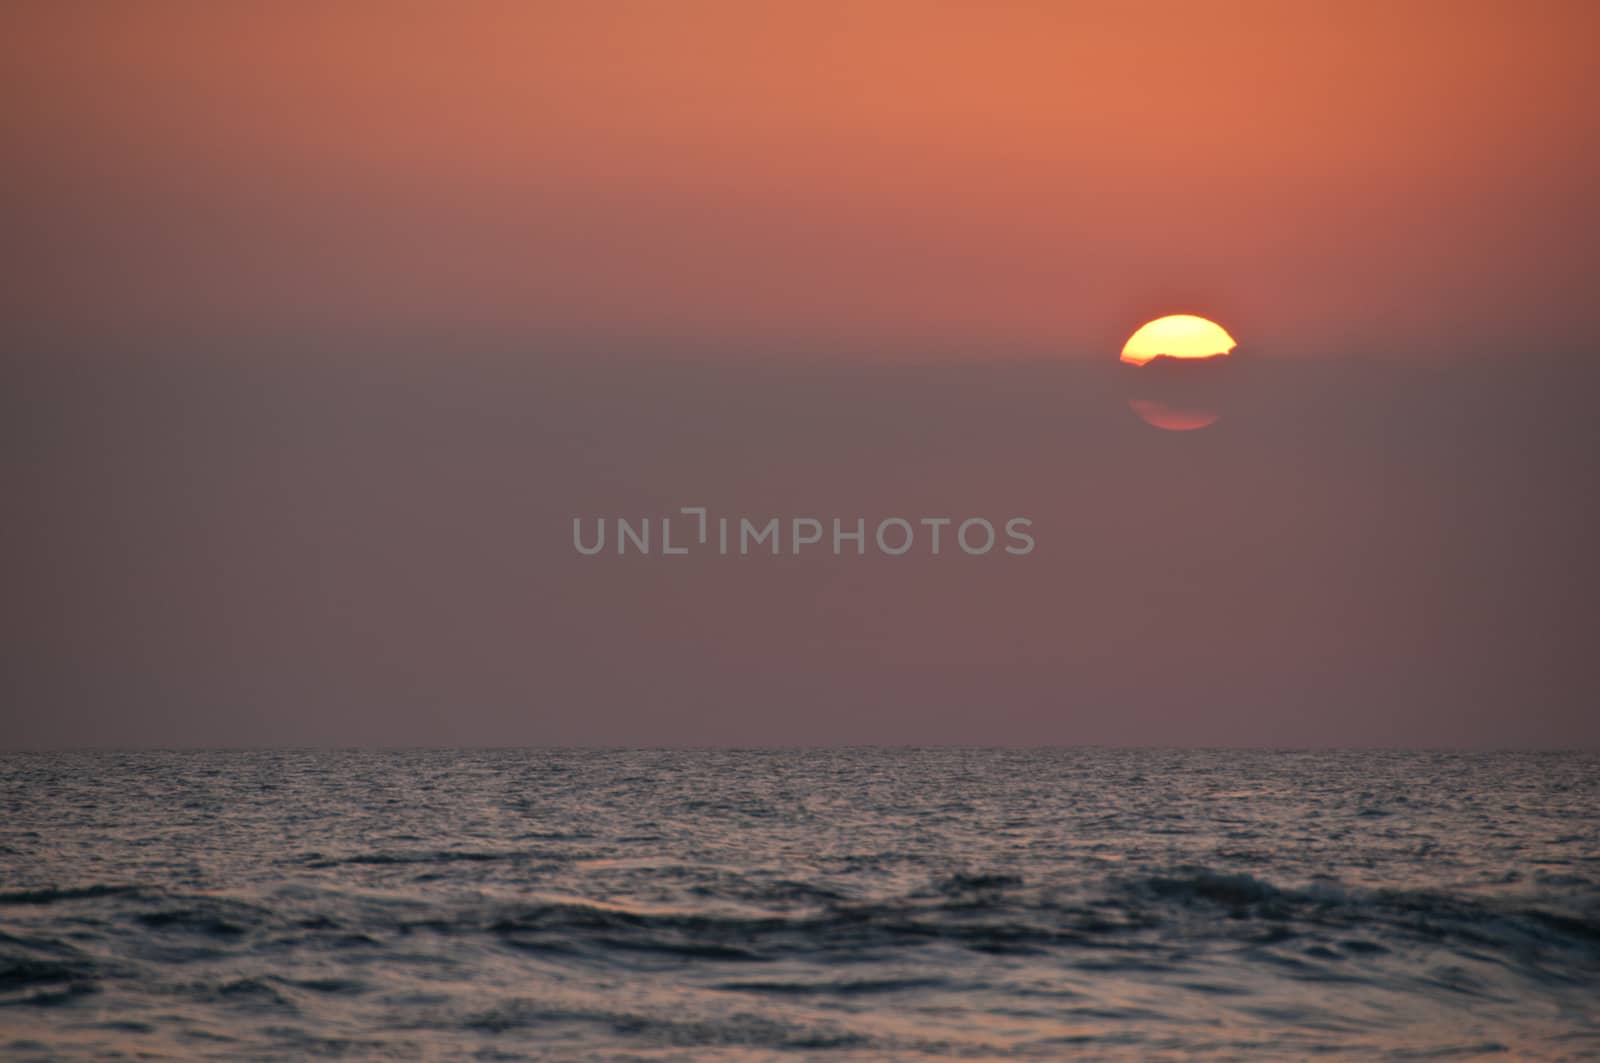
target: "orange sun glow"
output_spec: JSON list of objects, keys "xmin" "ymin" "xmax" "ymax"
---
[
  {"xmin": 1120, "ymin": 314, "xmax": 1237, "ymax": 365},
  {"xmin": 1120, "ymin": 314, "xmax": 1238, "ymax": 431}
]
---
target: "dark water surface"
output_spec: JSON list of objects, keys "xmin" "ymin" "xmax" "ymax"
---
[{"xmin": 1, "ymin": 749, "xmax": 1596, "ymax": 1060}]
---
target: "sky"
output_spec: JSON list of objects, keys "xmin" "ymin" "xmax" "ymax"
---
[{"xmin": 3, "ymin": 2, "xmax": 1597, "ymax": 748}]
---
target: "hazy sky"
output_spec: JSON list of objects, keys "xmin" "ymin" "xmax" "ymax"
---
[
  {"xmin": 3, "ymin": 3, "xmax": 1597, "ymax": 748},
  {"xmin": 6, "ymin": 1, "xmax": 1596, "ymax": 359}
]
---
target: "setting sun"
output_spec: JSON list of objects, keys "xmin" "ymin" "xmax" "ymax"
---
[
  {"xmin": 1120, "ymin": 315, "xmax": 1237, "ymax": 365},
  {"xmin": 1121, "ymin": 314, "xmax": 1238, "ymax": 431}
]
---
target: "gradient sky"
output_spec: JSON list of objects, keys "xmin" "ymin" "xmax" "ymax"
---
[
  {"xmin": 3, "ymin": 2, "xmax": 1597, "ymax": 748},
  {"xmin": 6, "ymin": 1, "xmax": 1596, "ymax": 359}
]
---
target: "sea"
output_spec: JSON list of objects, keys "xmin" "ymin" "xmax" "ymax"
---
[{"xmin": 1, "ymin": 749, "xmax": 1596, "ymax": 1061}]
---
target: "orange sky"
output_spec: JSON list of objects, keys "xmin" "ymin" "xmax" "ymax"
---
[{"xmin": 5, "ymin": 1, "xmax": 1596, "ymax": 360}]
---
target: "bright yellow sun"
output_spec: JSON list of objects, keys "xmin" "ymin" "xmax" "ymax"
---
[{"xmin": 1120, "ymin": 314, "xmax": 1237, "ymax": 365}]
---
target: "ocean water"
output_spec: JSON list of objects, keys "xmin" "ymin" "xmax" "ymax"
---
[{"xmin": 1, "ymin": 749, "xmax": 1596, "ymax": 1061}]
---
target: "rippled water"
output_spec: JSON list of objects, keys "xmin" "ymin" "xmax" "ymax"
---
[{"xmin": 1, "ymin": 749, "xmax": 1596, "ymax": 1060}]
